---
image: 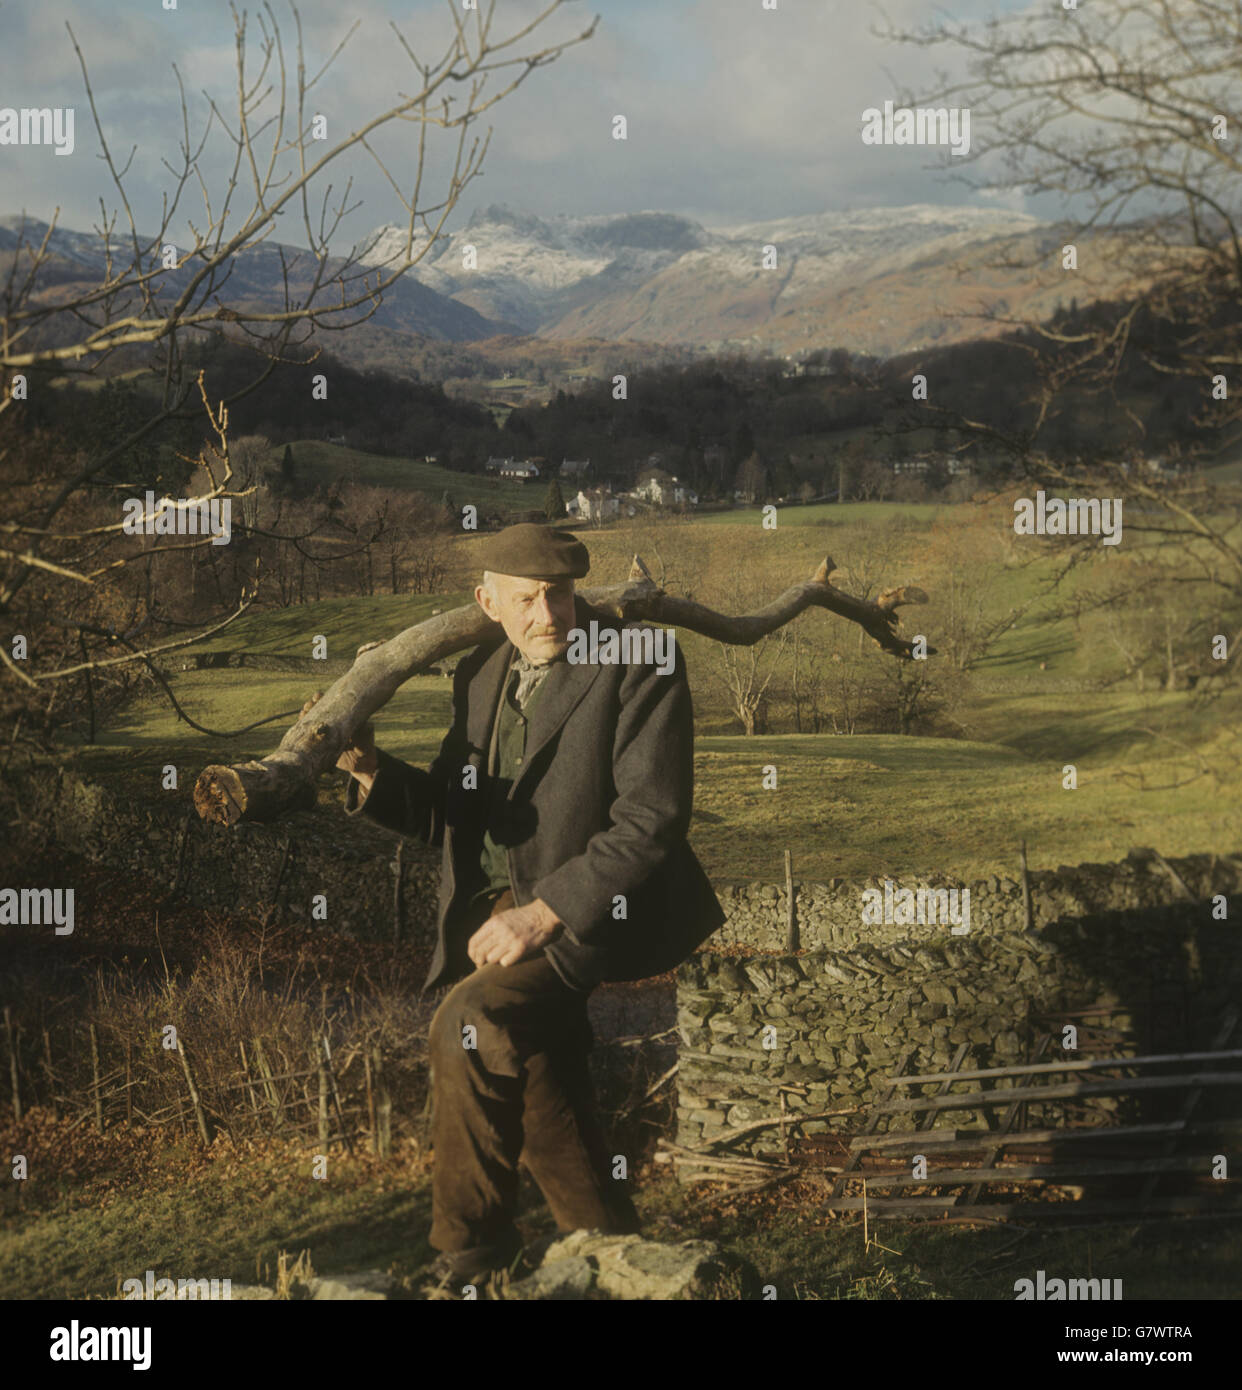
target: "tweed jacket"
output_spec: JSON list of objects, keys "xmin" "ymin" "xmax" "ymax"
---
[{"xmin": 345, "ymin": 595, "xmax": 725, "ymax": 993}]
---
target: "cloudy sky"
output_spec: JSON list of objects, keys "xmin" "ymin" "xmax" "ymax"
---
[{"xmin": 1, "ymin": 0, "xmax": 1039, "ymax": 246}]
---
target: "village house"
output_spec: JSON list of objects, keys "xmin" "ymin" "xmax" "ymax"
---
[
  {"xmin": 633, "ymin": 466, "xmax": 698, "ymax": 508},
  {"xmin": 485, "ymin": 456, "xmax": 540, "ymax": 481},
  {"xmin": 500, "ymin": 459, "xmax": 540, "ymax": 481},
  {"xmin": 566, "ymin": 486, "xmax": 621, "ymax": 523}
]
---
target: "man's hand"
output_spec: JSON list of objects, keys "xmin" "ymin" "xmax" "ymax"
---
[
  {"xmin": 467, "ymin": 898, "xmax": 563, "ymax": 968},
  {"xmin": 301, "ymin": 691, "xmax": 379, "ymax": 788}
]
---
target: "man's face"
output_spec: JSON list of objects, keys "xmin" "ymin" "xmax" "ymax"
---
[{"xmin": 475, "ymin": 573, "xmax": 576, "ymax": 663}]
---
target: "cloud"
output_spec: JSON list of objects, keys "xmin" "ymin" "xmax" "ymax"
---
[{"xmin": 0, "ymin": 0, "xmax": 1032, "ymax": 244}]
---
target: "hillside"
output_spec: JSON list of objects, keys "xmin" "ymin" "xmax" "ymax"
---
[
  {"xmin": 362, "ymin": 203, "xmax": 1149, "ymax": 358},
  {"xmin": 0, "ymin": 202, "xmax": 1157, "ymax": 379},
  {"xmin": 271, "ymin": 440, "xmax": 545, "ymax": 517}
]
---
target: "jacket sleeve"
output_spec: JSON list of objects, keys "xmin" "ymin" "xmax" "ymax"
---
[
  {"xmin": 343, "ymin": 656, "xmax": 474, "ymax": 846},
  {"xmin": 532, "ymin": 635, "xmax": 693, "ymax": 945}
]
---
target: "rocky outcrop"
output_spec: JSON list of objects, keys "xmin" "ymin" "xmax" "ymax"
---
[{"xmin": 507, "ymin": 1232, "xmax": 742, "ymax": 1300}]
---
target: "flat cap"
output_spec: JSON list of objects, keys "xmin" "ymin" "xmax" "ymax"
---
[{"xmin": 477, "ymin": 522, "xmax": 590, "ymax": 579}]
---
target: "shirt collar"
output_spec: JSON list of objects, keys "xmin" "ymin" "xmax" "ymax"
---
[{"xmin": 511, "ymin": 647, "xmax": 561, "ymax": 672}]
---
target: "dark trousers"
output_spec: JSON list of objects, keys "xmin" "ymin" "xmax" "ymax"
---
[{"xmin": 427, "ymin": 893, "xmax": 640, "ymax": 1253}]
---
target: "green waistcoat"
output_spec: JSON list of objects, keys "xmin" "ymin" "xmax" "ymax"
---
[{"xmin": 473, "ymin": 660, "xmax": 552, "ymax": 899}]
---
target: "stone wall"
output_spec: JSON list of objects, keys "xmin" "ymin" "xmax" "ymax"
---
[
  {"xmin": 675, "ymin": 853, "xmax": 1242, "ymax": 1163},
  {"xmin": 712, "ymin": 851, "xmax": 1237, "ymax": 949}
]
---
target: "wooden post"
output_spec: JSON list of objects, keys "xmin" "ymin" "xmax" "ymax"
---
[
  {"xmin": 252, "ymin": 1038, "xmax": 284, "ymax": 1131},
  {"xmin": 779, "ymin": 1089, "xmax": 790, "ymax": 1165},
  {"xmin": 363, "ymin": 1048, "xmax": 378, "ymax": 1156},
  {"xmin": 784, "ymin": 849, "xmax": 797, "ymax": 952},
  {"xmin": 42, "ymin": 1028, "xmax": 58, "ymax": 1121},
  {"xmin": 316, "ymin": 1041, "xmax": 330, "ymax": 1145},
  {"xmin": 320, "ymin": 1033, "xmax": 355, "ymax": 1157},
  {"xmin": 176, "ymin": 1037, "xmax": 214, "ymax": 1146},
  {"xmin": 393, "ymin": 842, "xmax": 404, "ymax": 945},
  {"xmin": 372, "ymin": 1043, "xmax": 392, "ymax": 1158},
  {"xmin": 1019, "ymin": 840, "xmax": 1034, "ymax": 932},
  {"xmin": 238, "ymin": 1042, "xmax": 260, "ymax": 1118},
  {"xmin": 88, "ymin": 1023, "xmax": 103, "ymax": 1134},
  {"xmin": 3, "ymin": 1007, "xmax": 21, "ymax": 1123}
]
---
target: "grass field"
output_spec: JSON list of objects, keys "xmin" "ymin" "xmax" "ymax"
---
[
  {"xmin": 190, "ymin": 592, "xmax": 473, "ymax": 657},
  {"xmin": 71, "ymin": 659, "xmax": 1242, "ymax": 882},
  {"xmin": 277, "ymin": 439, "xmax": 542, "ymax": 516},
  {"xmin": 2, "ymin": 1123, "xmax": 1236, "ymax": 1300},
  {"xmin": 63, "ymin": 475, "xmax": 1242, "ymax": 882},
  {"xmin": 693, "ymin": 501, "xmax": 949, "ymax": 526}
]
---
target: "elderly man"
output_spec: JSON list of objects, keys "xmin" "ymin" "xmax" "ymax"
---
[{"xmin": 337, "ymin": 522, "xmax": 724, "ymax": 1285}]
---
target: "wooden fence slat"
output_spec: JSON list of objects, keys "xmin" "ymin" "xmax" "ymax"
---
[
  {"xmin": 874, "ymin": 1071, "xmax": 1242, "ymax": 1116},
  {"xmin": 251, "ymin": 1038, "xmax": 284, "ymax": 1131},
  {"xmin": 238, "ymin": 1042, "xmax": 260, "ymax": 1117},
  {"xmin": 1136, "ymin": 1007, "xmax": 1240, "ymax": 1211},
  {"xmin": 363, "ymin": 1049, "xmax": 378, "ymax": 1156},
  {"xmin": 891, "ymin": 1048, "xmax": 1242, "ymax": 1087},
  {"xmin": 373, "ymin": 1043, "xmax": 392, "ymax": 1158},
  {"xmin": 852, "ymin": 1151, "xmax": 1232, "ymax": 1186},
  {"xmin": 917, "ymin": 1044, "xmax": 970, "ymax": 1134},
  {"xmin": 316, "ymin": 1041, "xmax": 329, "ymax": 1145},
  {"xmin": 88, "ymin": 1024, "xmax": 103, "ymax": 1134},
  {"xmin": 963, "ymin": 1033, "xmax": 1054, "ymax": 1207},
  {"xmin": 3, "ymin": 1007, "xmax": 21, "ymax": 1122},
  {"xmin": 822, "ymin": 1196, "xmax": 1242, "ymax": 1219},
  {"xmin": 850, "ymin": 1119, "xmax": 1242, "ymax": 1152},
  {"xmin": 175, "ymin": 1037, "xmax": 214, "ymax": 1146},
  {"xmin": 320, "ymin": 1033, "xmax": 355, "ymax": 1157},
  {"xmin": 42, "ymin": 1027, "xmax": 58, "ymax": 1121},
  {"xmin": 828, "ymin": 1047, "xmax": 914, "ymax": 1202}
]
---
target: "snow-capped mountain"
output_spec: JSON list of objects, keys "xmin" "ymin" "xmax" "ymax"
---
[
  {"xmin": 3, "ymin": 201, "xmax": 1128, "ymax": 362},
  {"xmin": 359, "ymin": 201, "xmax": 1070, "ymax": 356}
]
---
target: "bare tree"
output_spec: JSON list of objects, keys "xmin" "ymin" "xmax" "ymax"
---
[
  {"xmin": 711, "ymin": 627, "xmax": 790, "ymax": 735},
  {"xmin": 876, "ymin": 0, "xmax": 1242, "ymax": 704},
  {"xmin": 880, "ymin": 0, "xmax": 1242, "ymax": 435},
  {"xmin": 0, "ymin": 1, "xmax": 593, "ymax": 756}
]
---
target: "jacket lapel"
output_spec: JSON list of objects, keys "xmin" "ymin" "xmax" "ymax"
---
[
  {"xmin": 513, "ymin": 595, "xmax": 605, "ymax": 787},
  {"xmin": 515, "ymin": 656, "xmax": 602, "ymax": 788},
  {"xmin": 467, "ymin": 637, "xmax": 513, "ymax": 756}
]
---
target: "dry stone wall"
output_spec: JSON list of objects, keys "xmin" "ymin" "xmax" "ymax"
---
[{"xmin": 675, "ymin": 852, "xmax": 1242, "ymax": 1163}]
